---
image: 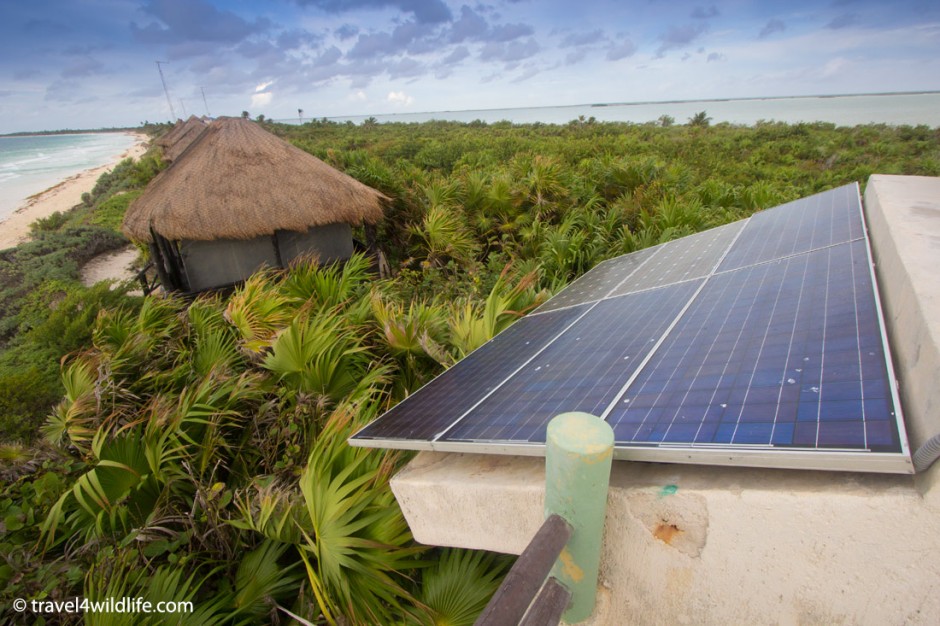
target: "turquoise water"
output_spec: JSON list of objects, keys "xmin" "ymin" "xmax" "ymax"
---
[
  {"xmin": 300, "ymin": 92, "xmax": 940, "ymax": 128},
  {"xmin": 0, "ymin": 133, "xmax": 137, "ymax": 220}
]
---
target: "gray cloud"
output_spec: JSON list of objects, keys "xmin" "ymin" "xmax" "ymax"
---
[
  {"xmin": 758, "ymin": 18, "xmax": 786, "ymax": 39},
  {"xmin": 61, "ymin": 56, "xmax": 106, "ymax": 78},
  {"xmin": 560, "ymin": 29, "xmax": 605, "ymax": 48},
  {"xmin": 441, "ymin": 45, "xmax": 471, "ymax": 64},
  {"xmin": 335, "ymin": 24, "xmax": 359, "ymax": 39},
  {"xmin": 657, "ymin": 23, "xmax": 707, "ymax": 56},
  {"xmin": 13, "ymin": 68, "xmax": 42, "ymax": 80},
  {"xmin": 277, "ymin": 29, "xmax": 321, "ymax": 50},
  {"xmin": 294, "ymin": 0, "xmax": 452, "ymax": 25},
  {"xmin": 450, "ymin": 5, "xmax": 488, "ymax": 42},
  {"xmin": 346, "ymin": 18, "xmax": 438, "ymax": 59},
  {"xmin": 706, "ymin": 52, "xmax": 725, "ymax": 62},
  {"xmin": 827, "ymin": 13, "xmax": 858, "ymax": 29},
  {"xmin": 565, "ymin": 49, "xmax": 587, "ymax": 64},
  {"xmin": 691, "ymin": 5, "xmax": 719, "ymax": 19},
  {"xmin": 479, "ymin": 39, "xmax": 540, "ymax": 63},
  {"xmin": 131, "ymin": 0, "xmax": 269, "ymax": 45},
  {"xmin": 488, "ymin": 22, "xmax": 534, "ymax": 42},
  {"xmin": 24, "ymin": 19, "xmax": 71, "ymax": 36},
  {"xmin": 607, "ymin": 37, "xmax": 637, "ymax": 61}
]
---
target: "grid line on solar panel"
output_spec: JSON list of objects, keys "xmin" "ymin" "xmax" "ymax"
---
[
  {"xmin": 351, "ymin": 304, "xmax": 588, "ymax": 441},
  {"xmin": 532, "ymin": 246, "xmax": 660, "ymax": 314},
  {"xmin": 439, "ymin": 280, "xmax": 703, "ymax": 444},
  {"xmin": 605, "ymin": 239, "xmax": 900, "ymax": 453},
  {"xmin": 718, "ymin": 183, "xmax": 864, "ymax": 272},
  {"xmin": 610, "ymin": 221, "xmax": 745, "ymax": 296}
]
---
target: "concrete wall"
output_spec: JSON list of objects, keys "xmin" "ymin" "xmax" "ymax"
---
[{"xmin": 389, "ymin": 175, "xmax": 940, "ymax": 624}]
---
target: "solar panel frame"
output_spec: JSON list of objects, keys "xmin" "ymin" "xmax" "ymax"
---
[{"xmin": 350, "ymin": 182, "xmax": 913, "ymax": 473}]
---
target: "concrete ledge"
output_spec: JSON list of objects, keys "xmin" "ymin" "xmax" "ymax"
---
[
  {"xmin": 394, "ymin": 453, "xmax": 940, "ymax": 624},
  {"xmin": 864, "ymin": 176, "xmax": 940, "ymax": 472}
]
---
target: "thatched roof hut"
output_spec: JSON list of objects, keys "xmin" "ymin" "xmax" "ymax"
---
[
  {"xmin": 162, "ymin": 116, "xmax": 208, "ymax": 162},
  {"xmin": 123, "ymin": 116, "xmax": 388, "ymax": 292}
]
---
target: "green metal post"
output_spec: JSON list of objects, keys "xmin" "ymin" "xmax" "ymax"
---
[{"xmin": 545, "ymin": 412, "xmax": 614, "ymax": 623}]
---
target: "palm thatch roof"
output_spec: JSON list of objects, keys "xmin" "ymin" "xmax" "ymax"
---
[
  {"xmin": 162, "ymin": 116, "xmax": 208, "ymax": 162},
  {"xmin": 123, "ymin": 117, "xmax": 388, "ymax": 243}
]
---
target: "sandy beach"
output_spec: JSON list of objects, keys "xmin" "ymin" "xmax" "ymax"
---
[{"xmin": 0, "ymin": 132, "xmax": 149, "ymax": 250}]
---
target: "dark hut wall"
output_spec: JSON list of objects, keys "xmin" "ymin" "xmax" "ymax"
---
[{"xmin": 178, "ymin": 223, "xmax": 354, "ymax": 292}]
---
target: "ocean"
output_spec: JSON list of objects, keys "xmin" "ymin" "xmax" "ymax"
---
[
  {"xmin": 0, "ymin": 132, "xmax": 137, "ymax": 220},
  {"xmin": 302, "ymin": 92, "xmax": 940, "ymax": 128},
  {"xmin": 2, "ymin": 93, "xmax": 937, "ymax": 222}
]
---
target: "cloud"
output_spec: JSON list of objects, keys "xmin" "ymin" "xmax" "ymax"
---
[
  {"xmin": 255, "ymin": 80, "xmax": 275, "ymax": 92},
  {"xmin": 13, "ymin": 68, "xmax": 42, "ymax": 80},
  {"xmin": 691, "ymin": 5, "xmax": 719, "ymax": 20},
  {"xmin": 131, "ymin": 0, "xmax": 268, "ymax": 45},
  {"xmin": 479, "ymin": 39, "xmax": 540, "ymax": 63},
  {"xmin": 335, "ymin": 24, "xmax": 358, "ymax": 39},
  {"xmin": 24, "ymin": 19, "xmax": 71, "ymax": 36},
  {"xmin": 61, "ymin": 56, "xmax": 106, "ymax": 78},
  {"xmin": 560, "ymin": 29, "xmax": 604, "ymax": 48},
  {"xmin": 277, "ymin": 28, "xmax": 321, "ymax": 50},
  {"xmin": 566, "ymin": 49, "xmax": 588, "ymax": 65},
  {"xmin": 488, "ymin": 23, "xmax": 534, "ymax": 42},
  {"xmin": 350, "ymin": 89, "xmax": 367, "ymax": 101},
  {"xmin": 251, "ymin": 91, "xmax": 273, "ymax": 108},
  {"xmin": 387, "ymin": 90, "xmax": 414, "ymax": 105},
  {"xmin": 706, "ymin": 52, "xmax": 725, "ymax": 62},
  {"xmin": 295, "ymin": 0, "xmax": 452, "ymax": 25},
  {"xmin": 450, "ymin": 5, "xmax": 488, "ymax": 42},
  {"xmin": 758, "ymin": 18, "xmax": 786, "ymax": 39},
  {"xmin": 441, "ymin": 45, "xmax": 470, "ymax": 64},
  {"xmin": 827, "ymin": 13, "xmax": 858, "ymax": 29},
  {"xmin": 607, "ymin": 37, "xmax": 637, "ymax": 61},
  {"xmin": 657, "ymin": 23, "xmax": 707, "ymax": 56}
]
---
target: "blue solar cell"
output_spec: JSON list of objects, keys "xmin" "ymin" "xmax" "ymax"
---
[
  {"xmin": 611, "ymin": 221, "xmax": 744, "ymax": 296},
  {"xmin": 533, "ymin": 246, "xmax": 659, "ymax": 313},
  {"xmin": 719, "ymin": 183, "xmax": 864, "ymax": 272},
  {"xmin": 606, "ymin": 240, "xmax": 901, "ymax": 453},
  {"xmin": 440, "ymin": 280, "xmax": 703, "ymax": 443},
  {"xmin": 352, "ymin": 303, "xmax": 588, "ymax": 441}
]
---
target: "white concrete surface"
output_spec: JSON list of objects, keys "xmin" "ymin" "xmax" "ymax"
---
[{"xmin": 390, "ymin": 175, "xmax": 940, "ymax": 624}]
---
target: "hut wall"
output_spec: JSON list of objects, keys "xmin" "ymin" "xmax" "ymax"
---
[
  {"xmin": 276, "ymin": 222, "xmax": 353, "ymax": 265},
  {"xmin": 179, "ymin": 237, "xmax": 279, "ymax": 292}
]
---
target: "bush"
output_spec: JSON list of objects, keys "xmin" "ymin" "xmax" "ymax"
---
[{"xmin": 0, "ymin": 368, "xmax": 61, "ymax": 443}]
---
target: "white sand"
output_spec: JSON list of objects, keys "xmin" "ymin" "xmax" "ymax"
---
[
  {"xmin": 79, "ymin": 244, "xmax": 142, "ymax": 289},
  {"xmin": 0, "ymin": 132, "xmax": 149, "ymax": 250}
]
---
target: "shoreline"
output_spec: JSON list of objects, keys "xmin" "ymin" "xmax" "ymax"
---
[{"xmin": 0, "ymin": 132, "xmax": 149, "ymax": 250}]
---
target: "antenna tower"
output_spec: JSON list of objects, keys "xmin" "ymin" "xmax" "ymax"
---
[{"xmin": 155, "ymin": 61, "xmax": 176, "ymax": 120}]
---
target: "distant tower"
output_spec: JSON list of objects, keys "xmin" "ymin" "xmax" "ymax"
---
[
  {"xmin": 155, "ymin": 61, "xmax": 176, "ymax": 120},
  {"xmin": 298, "ymin": 108, "xmax": 304, "ymax": 124}
]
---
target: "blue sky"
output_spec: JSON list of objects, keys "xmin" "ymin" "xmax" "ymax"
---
[{"xmin": 1, "ymin": 0, "xmax": 938, "ymax": 133}]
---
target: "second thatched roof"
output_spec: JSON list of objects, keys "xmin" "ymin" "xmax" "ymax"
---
[
  {"xmin": 123, "ymin": 117, "xmax": 388, "ymax": 243},
  {"xmin": 162, "ymin": 116, "xmax": 208, "ymax": 162}
]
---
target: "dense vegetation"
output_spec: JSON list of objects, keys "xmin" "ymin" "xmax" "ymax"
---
[{"xmin": 1, "ymin": 116, "xmax": 938, "ymax": 624}]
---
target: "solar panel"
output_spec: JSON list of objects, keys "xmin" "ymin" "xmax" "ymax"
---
[
  {"xmin": 353, "ymin": 303, "xmax": 588, "ymax": 442},
  {"xmin": 605, "ymin": 240, "xmax": 901, "ymax": 453},
  {"xmin": 440, "ymin": 281, "xmax": 702, "ymax": 443},
  {"xmin": 532, "ymin": 246, "xmax": 658, "ymax": 314},
  {"xmin": 610, "ymin": 221, "xmax": 744, "ymax": 296},
  {"xmin": 351, "ymin": 183, "xmax": 911, "ymax": 473},
  {"xmin": 719, "ymin": 184, "xmax": 864, "ymax": 272}
]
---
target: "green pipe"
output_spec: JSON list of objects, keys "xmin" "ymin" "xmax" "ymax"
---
[{"xmin": 545, "ymin": 412, "xmax": 614, "ymax": 623}]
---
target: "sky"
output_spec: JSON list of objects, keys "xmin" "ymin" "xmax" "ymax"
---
[{"xmin": 1, "ymin": 0, "xmax": 939, "ymax": 133}]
